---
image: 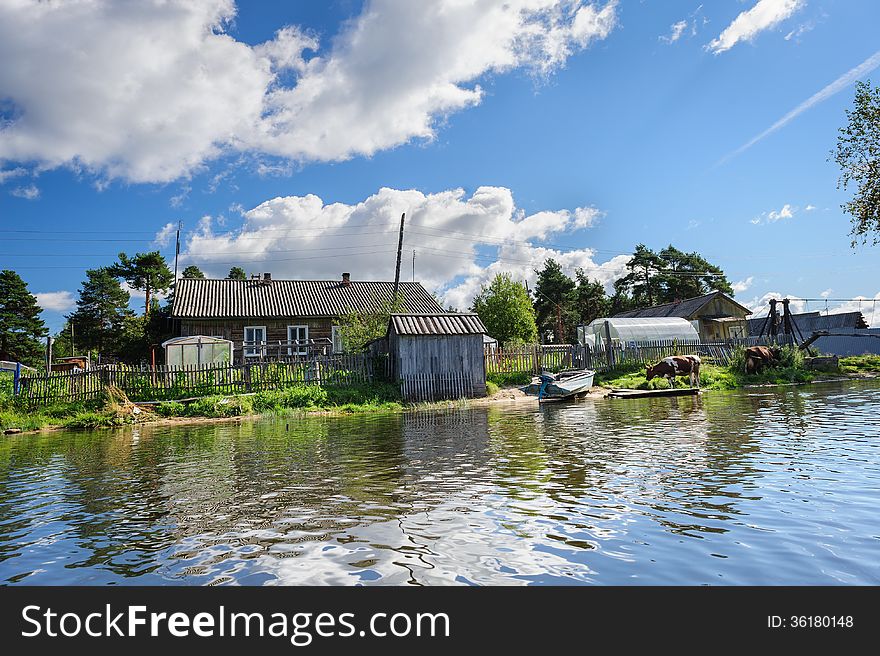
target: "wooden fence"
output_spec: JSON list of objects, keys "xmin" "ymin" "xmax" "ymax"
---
[
  {"xmin": 400, "ymin": 372, "xmax": 475, "ymax": 402},
  {"xmin": 17, "ymin": 353, "xmax": 391, "ymax": 405},
  {"xmin": 485, "ymin": 336, "xmax": 794, "ymax": 376}
]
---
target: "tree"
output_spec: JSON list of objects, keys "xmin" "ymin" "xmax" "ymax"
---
[
  {"xmin": 533, "ymin": 259, "xmax": 578, "ymax": 343},
  {"xmin": 336, "ymin": 299, "xmax": 402, "ymax": 353},
  {"xmin": 573, "ymin": 269, "xmax": 609, "ymax": 326},
  {"xmin": 182, "ymin": 265, "xmax": 206, "ymax": 279},
  {"xmin": 613, "ymin": 244, "xmax": 732, "ymax": 308},
  {"xmin": 834, "ymin": 80, "xmax": 880, "ymax": 245},
  {"xmin": 227, "ymin": 266, "xmax": 247, "ymax": 280},
  {"xmin": 471, "ymin": 274, "xmax": 538, "ymax": 345},
  {"xmin": 108, "ymin": 251, "xmax": 173, "ymax": 317},
  {"xmin": 67, "ymin": 268, "xmax": 134, "ymax": 357},
  {"xmin": 0, "ymin": 269, "xmax": 47, "ymax": 366}
]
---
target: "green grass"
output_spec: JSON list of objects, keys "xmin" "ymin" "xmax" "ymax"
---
[
  {"xmin": 485, "ymin": 380, "xmax": 500, "ymax": 396},
  {"xmin": 839, "ymin": 355, "xmax": 880, "ymax": 374},
  {"xmin": 595, "ymin": 348, "xmax": 816, "ymax": 391},
  {"xmin": 487, "ymin": 371, "xmax": 531, "ymax": 387}
]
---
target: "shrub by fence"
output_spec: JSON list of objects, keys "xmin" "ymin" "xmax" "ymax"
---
[
  {"xmin": 485, "ymin": 337, "xmax": 793, "ymax": 377},
  {"xmin": 16, "ymin": 354, "xmax": 391, "ymax": 406}
]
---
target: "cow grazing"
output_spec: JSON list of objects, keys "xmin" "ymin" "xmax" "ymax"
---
[
  {"xmin": 744, "ymin": 346, "xmax": 780, "ymax": 374},
  {"xmin": 646, "ymin": 355, "xmax": 701, "ymax": 388}
]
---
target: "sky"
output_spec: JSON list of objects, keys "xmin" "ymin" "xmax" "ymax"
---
[{"xmin": 2, "ymin": 0, "xmax": 880, "ymax": 333}]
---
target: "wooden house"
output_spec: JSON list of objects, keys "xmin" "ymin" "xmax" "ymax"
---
[
  {"xmin": 613, "ymin": 290, "xmax": 752, "ymax": 341},
  {"xmin": 171, "ymin": 273, "xmax": 445, "ymax": 361},
  {"xmin": 387, "ymin": 313, "xmax": 488, "ymax": 400}
]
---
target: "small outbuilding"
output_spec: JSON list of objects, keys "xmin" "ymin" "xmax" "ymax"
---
[
  {"xmin": 578, "ymin": 317, "xmax": 700, "ymax": 349},
  {"xmin": 387, "ymin": 313, "xmax": 488, "ymax": 400},
  {"xmin": 162, "ymin": 335, "xmax": 233, "ymax": 367},
  {"xmin": 612, "ymin": 290, "xmax": 752, "ymax": 340}
]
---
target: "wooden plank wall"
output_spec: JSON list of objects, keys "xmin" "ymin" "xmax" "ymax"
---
[{"xmin": 396, "ymin": 334, "xmax": 486, "ymax": 401}]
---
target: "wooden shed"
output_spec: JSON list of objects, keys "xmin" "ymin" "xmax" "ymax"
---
[{"xmin": 388, "ymin": 313, "xmax": 488, "ymax": 401}]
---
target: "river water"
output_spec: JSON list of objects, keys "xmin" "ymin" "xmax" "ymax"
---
[{"xmin": 1, "ymin": 380, "xmax": 879, "ymax": 585}]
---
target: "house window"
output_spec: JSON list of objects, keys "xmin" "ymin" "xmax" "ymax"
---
[
  {"xmin": 244, "ymin": 326, "xmax": 266, "ymax": 358},
  {"xmin": 287, "ymin": 325, "xmax": 309, "ymax": 356},
  {"xmin": 331, "ymin": 326, "xmax": 343, "ymax": 354}
]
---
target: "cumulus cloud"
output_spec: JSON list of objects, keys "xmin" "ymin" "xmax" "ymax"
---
[
  {"xmin": 0, "ymin": 0, "xmax": 618, "ymax": 184},
  {"xmin": 706, "ymin": 0, "xmax": 803, "ymax": 55},
  {"xmin": 0, "ymin": 167, "xmax": 27, "ymax": 184},
  {"xmin": 153, "ymin": 222, "xmax": 177, "ymax": 247},
  {"xmin": 35, "ymin": 291, "xmax": 75, "ymax": 313},
  {"xmin": 10, "ymin": 183, "xmax": 39, "ymax": 199},
  {"xmin": 732, "ymin": 276, "xmax": 754, "ymax": 294},
  {"xmin": 752, "ymin": 203, "xmax": 799, "ymax": 225},
  {"xmin": 180, "ymin": 186, "xmax": 621, "ymax": 310}
]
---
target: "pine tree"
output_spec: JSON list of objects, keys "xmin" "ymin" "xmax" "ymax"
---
[
  {"xmin": 181, "ymin": 265, "xmax": 206, "ymax": 279},
  {"xmin": 68, "ymin": 268, "xmax": 134, "ymax": 357},
  {"xmin": 108, "ymin": 251, "xmax": 173, "ymax": 317},
  {"xmin": 0, "ymin": 269, "xmax": 47, "ymax": 366},
  {"xmin": 533, "ymin": 259, "xmax": 578, "ymax": 343},
  {"xmin": 227, "ymin": 266, "xmax": 247, "ymax": 280},
  {"xmin": 573, "ymin": 269, "xmax": 609, "ymax": 325}
]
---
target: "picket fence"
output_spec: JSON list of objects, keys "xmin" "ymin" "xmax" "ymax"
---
[
  {"xmin": 17, "ymin": 354, "xmax": 391, "ymax": 405},
  {"xmin": 400, "ymin": 372, "xmax": 475, "ymax": 402},
  {"xmin": 485, "ymin": 336, "xmax": 794, "ymax": 376}
]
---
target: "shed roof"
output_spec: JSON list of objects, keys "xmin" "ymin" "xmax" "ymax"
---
[
  {"xmin": 171, "ymin": 278, "xmax": 444, "ymax": 318},
  {"xmin": 747, "ymin": 310, "xmax": 868, "ymax": 335},
  {"xmin": 389, "ymin": 313, "xmax": 487, "ymax": 336},
  {"xmin": 613, "ymin": 291, "xmax": 752, "ymax": 320}
]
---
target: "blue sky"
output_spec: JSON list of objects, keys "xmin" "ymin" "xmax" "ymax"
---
[{"xmin": 1, "ymin": 0, "xmax": 879, "ymax": 333}]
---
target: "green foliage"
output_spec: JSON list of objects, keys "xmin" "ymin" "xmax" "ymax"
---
[
  {"xmin": 470, "ymin": 273, "xmax": 537, "ymax": 345},
  {"xmin": 486, "ymin": 370, "xmax": 532, "ymax": 387},
  {"xmin": 336, "ymin": 298, "xmax": 401, "ymax": 353},
  {"xmin": 68, "ymin": 267, "xmax": 135, "ymax": 358},
  {"xmin": 485, "ymin": 380, "xmax": 500, "ymax": 396},
  {"xmin": 834, "ymin": 80, "xmax": 880, "ymax": 245},
  {"xmin": 181, "ymin": 265, "xmax": 206, "ymax": 279},
  {"xmin": 839, "ymin": 355, "xmax": 880, "ymax": 373},
  {"xmin": 183, "ymin": 395, "xmax": 254, "ymax": 418},
  {"xmin": 573, "ymin": 269, "xmax": 609, "ymax": 327},
  {"xmin": 227, "ymin": 266, "xmax": 247, "ymax": 280},
  {"xmin": 614, "ymin": 244, "xmax": 733, "ymax": 308},
  {"xmin": 533, "ymin": 258, "xmax": 578, "ymax": 343},
  {"xmin": 0, "ymin": 269, "xmax": 47, "ymax": 366},
  {"xmin": 154, "ymin": 401, "xmax": 185, "ymax": 417},
  {"xmin": 108, "ymin": 251, "xmax": 174, "ymax": 317}
]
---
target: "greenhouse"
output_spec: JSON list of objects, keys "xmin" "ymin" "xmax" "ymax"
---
[
  {"xmin": 578, "ymin": 317, "xmax": 700, "ymax": 349},
  {"xmin": 162, "ymin": 335, "xmax": 233, "ymax": 367}
]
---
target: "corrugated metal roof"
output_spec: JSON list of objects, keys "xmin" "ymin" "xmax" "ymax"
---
[
  {"xmin": 389, "ymin": 313, "xmax": 487, "ymax": 336},
  {"xmin": 747, "ymin": 311, "xmax": 868, "ymax": 336},
  {"xmin": 171, "ymin": 278, "xmax": 445, "ymax": 318},
  {"xmin": 613, "ymin": 291, "xmax": 752, "ymax": 319}
]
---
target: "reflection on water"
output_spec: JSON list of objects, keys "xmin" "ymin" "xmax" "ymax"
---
[{"xmin": 1, "ymin": 380, "xmax": 879, "ymax": 585}]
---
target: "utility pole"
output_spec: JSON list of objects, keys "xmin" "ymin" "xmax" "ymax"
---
[
  {"xmin": 412, "ymin": 249, "xmax": 415, "ymax": 282},
  {"xmin": 392, "ymin": 212, "xmax": 406, "ymax": 307},
  {"xmin": 173, "ymin": 220, "xmax": 182, "ymax": 283},
  {"xmin": 70, "ymin": 322, "xmax": 75, "ymax": 355}
]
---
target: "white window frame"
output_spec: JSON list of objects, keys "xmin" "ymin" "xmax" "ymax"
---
[
  {"xmin": 331, "ymin": 325, "xmax": 343, "ymax": 354},
  {"xmin": 287, "ymin": 324, "xmax": 309, "ymax": 356},
  {"xmin": 244, "ymin": 325, "xmax": 266, "ymax": 358}
]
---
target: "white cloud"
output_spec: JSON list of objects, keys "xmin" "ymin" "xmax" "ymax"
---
[
  {"xmin": 0, "ymin": 167, "xmax": 27, "ymax": 184},
  {"xmin": 181, "ymin": 186, "xmax": 618, "ymax": 310},
  {"xmin": 0, "ymin": 0, "xmax": 618, "ymax": 184},
  {"xmin": 820, "ymin": 288, "xmax": 832, "ymax": 298},
  {"xmin": 752, "ymin": 203, "xmax": 797, "ymax": 225},
  {"xmin": 10, "ymin": 183, "xmax": 39, "ymax": 199},
  {"xmin": 732, "ymin": 276, "xmax": 754, "ymax": 294},
  {"xmin": 153, "ymin": 222, "xmax": 177, "ymax": 247},
  {"xmin": 805, "ymin": 204, "xmax": 817, "ymax": 211},
  {"xmin": 35, "ymin": 291, "xmax": 75, "ymax": 313},
  {"xmin": 784, "ymin": 21, "xmax": 815, "ymax": 41},
  {"xmin": 706, "ymin": 0, "xmax": 804, "ymax": 54},
  {"xmin": 660, "ymin": 20, "xmax": 688, "ymax": 44},
  {"xmin": 719, "ymin": 49, "xmax": 880, "ymax": 165}
]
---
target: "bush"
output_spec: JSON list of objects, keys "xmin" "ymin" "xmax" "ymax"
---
[
  {"xmin": 154, "ymin": 401, "xmax": 186, "ymax": 417},
  {"xmin": 486, "ymin": 371, "xmax": 532, "ymax": 387},
  {"xmin": 485, "ymin": 380, "xmax": 500, "ymax": 396}
]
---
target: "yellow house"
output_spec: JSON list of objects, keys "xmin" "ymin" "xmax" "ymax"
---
[{"xmin": 613, "ymin": 291, "xmax": 752, "ymax": 341}]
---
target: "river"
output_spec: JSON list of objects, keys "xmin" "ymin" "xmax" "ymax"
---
[{"xmin": 1, "ymin": 380, "xmax": 879, "ymax": 585}]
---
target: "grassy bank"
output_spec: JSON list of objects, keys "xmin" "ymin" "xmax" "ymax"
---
[{"xmin": 1, "ymin": 382, "xmax": 403, "ymax": 433}]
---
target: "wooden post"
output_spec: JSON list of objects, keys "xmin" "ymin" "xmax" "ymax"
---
[{"xmin": 603, "ymin": 320, "xmax": 614, "ymax": 369}]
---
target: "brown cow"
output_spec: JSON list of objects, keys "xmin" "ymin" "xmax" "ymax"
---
[
  {"xmin": 646, "ymin": 355, "xmax": 701, "ymax": 388},
  {"xmin": 744, "ymin": 346, "xmax": 780, "ymax": 374}
]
